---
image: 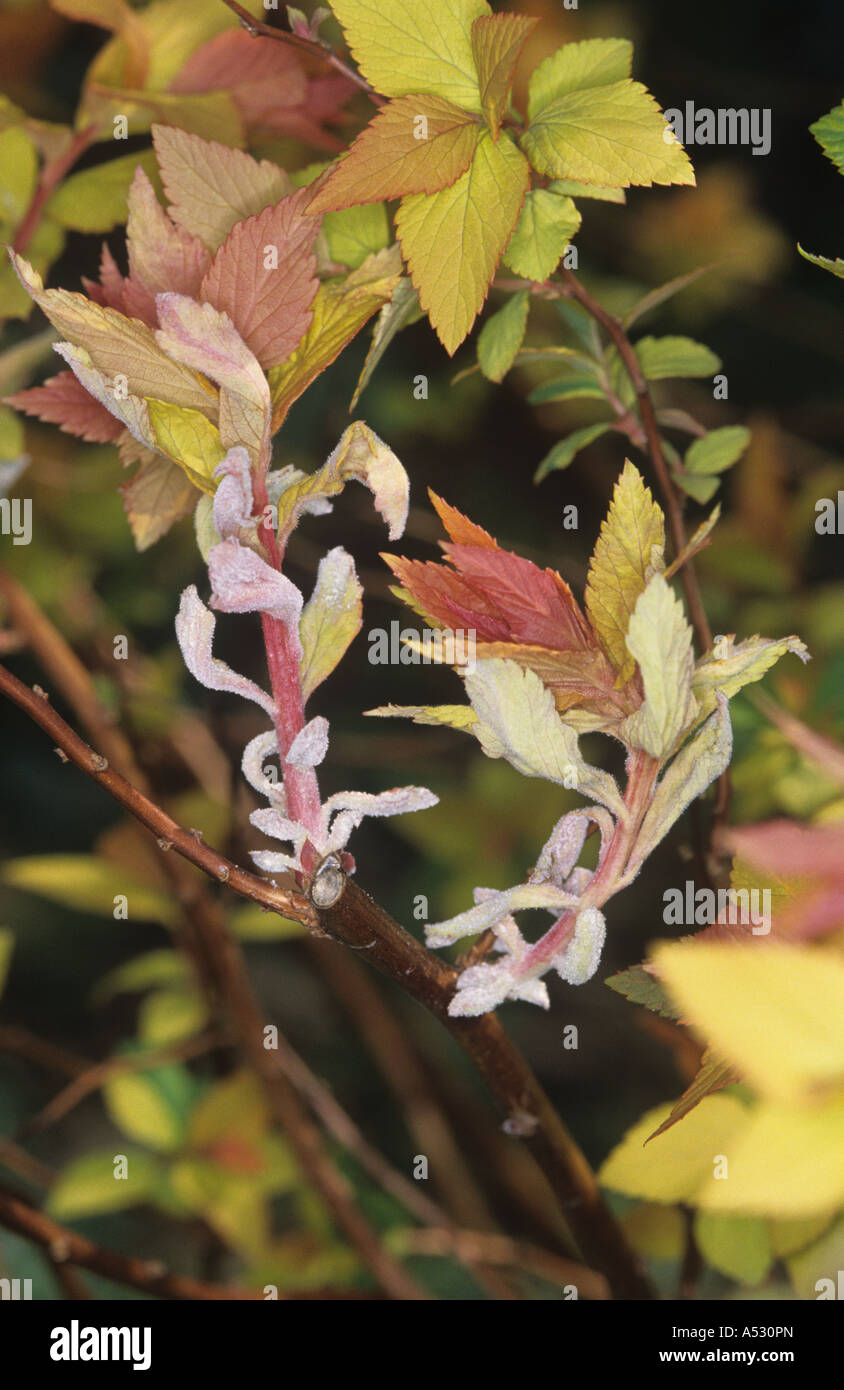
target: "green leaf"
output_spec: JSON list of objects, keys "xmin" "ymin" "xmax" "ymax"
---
[
  {"xmin": 321, "ymin": 202, "xmax": 389, "ymax": 269},
  {"xmin": 810, "ymin": 101, "xmax": 844, "ymax": 174},
  {"xmin": 673, "ymin": 470, "xmax": 720, "ymax": 504},
  {"xmin": 630, "ymin": 696, "xmax": 731, "ymax": 874},
  {"xmin": 477, "ymin": 290, "xmax": 529, "ymax": 382},
  {"xmin": 528, "ymin": 376, "xmax": 605, "ymax": 404},
  {"xmin": 0, "ymin": 219, "xmax": 65, "ymax": 321},
  {"xmin": 299, "ymin": 546, "xmax": 363, "ymax": 700},
  {"xmin": 138, "ymin": 985, "xmax": 210, "ymax": 1047},
  {"xmin": 0, "ymin": 928, "xmax": 13, "ymax": 999},
  {"xmin": 622, "ymin": 266, "xmax": 715, "ymax": 329},
  {"xmin": 103, "ymin": 1062, "xmax": 197, "ymax": 1153},
  {"xmin": 634, "ymin": 335, "xmax": 720, "ymax": 380},
  {"xmin": 502, "ymin": 189, "xmax": 581, "ymax": 283},
  {"xmin": 350, "ymin": 277, "xmax": 422, "ymax": 410},
  {"xmin": 0, "ymin": 405, "xmax": 25, "ymax": 460},
  {"xmin": 146, "ymin": 398, "xmax": 227, "ymax": 494},
  {"xmin": 329, "ymin": 0, "xmax": 489, "ymax": 110},
  {"xmin": 95, "ymin": 949, "xmax": 190, "ymax": 1004},
  {"xmin": 797, "ymin": 243, "xmax": 844, "ymax": 279},
  {"xmin": 548, "ymin": 178, "xmax": 625, "ymax": 203},
  {"xmin": 527, "ymin": 38, "xmax": 633, "ymax": 119},
  {"xmin": 1, "ymin": 855, "xmax": 176, "ymax": 924},
  {"xmin": 0, "ymin": 126, "xmax": 38, "ymax": 226},
  {"xmin": 522, "ymin": 79, "xmax": 695, "ymax": 190},
  {"xmin": 45, "ymin": 149, "xmax": 158, "ymax": 232},
  {"xmin": 534, "ymin": 421, "xmax": 610, "ymax": 480},
  {"xmin": 464, "ymin": 658, "xmax": 624, "ymax": 814},
  {"xmin": 685, "ymin": 425, "xmax": 750, "ymax": 476},
  {"xmin": 619, "ymin": 574, "xmax": 697, "ymax": 758},
  {"xmin": 605, "ymin": 962, "xmax": 682, "ymax": 1020},
  {"xmin": 47, "ymin": 1149, "xmax": 165, "ymax": 1220},
  {"xmin": 396, "ymin": 129, "xmax": 529, "ymax": 354},
  {"xmin": 692, "ymin": 633, "xmax": 809, "ymax": 722},
  {"xmin": 695, "ymin": 1211, "xmax": 773, "ymax": 1285}
]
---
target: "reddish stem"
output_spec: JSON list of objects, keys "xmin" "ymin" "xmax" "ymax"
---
[
  {"xmin": 251, "ymin": 471, "xmax": 322, "ymax": 843},
  {"xmin": 13, "ymin": 126, "xmax": 97, "ymax": 256},
  {"xmin": 520, "ymin": 748, "xmax": 660, "ymax": 975}
]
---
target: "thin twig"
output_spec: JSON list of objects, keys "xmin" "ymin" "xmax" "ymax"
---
[
  {"xmin": 0, "ymin": 658, "xmax": 653, "ymax": 1299},
  {"xmin": 17, "ymin": 1031, "xmax": 229, "ymax": 1139},
  {"xmin": 0, "ymin": 1181, "xmax": 367, "ymax": 1300},
  {"xmin": 219, "ymin": 0, "xmax": 382, "ymax": 102},
  {"xmin": 396, "ymin": 1227, "xmax": 610, "ymax": 1299},
  {"xmin": 12, "ymin": 126, "xmax": 96, "ymax": 256},
  {"xmin": 558, "ymin": 268, "xmax": 713, "ymax": 652}
]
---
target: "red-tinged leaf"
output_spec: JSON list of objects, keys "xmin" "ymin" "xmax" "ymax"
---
[
  {"xmin": 471, "ymin": 12, "xmax": 537, "ymax": 139},
  {"xmin": 472, "ymin": 641, "xmax": 628, "ymax": 716},
  {"xmin": 440, "ymin": 542, "xmax": 594, "ymax": 651},
  {"xmin": 120, "ymin": 452, "xmax": 196, "ymax": 552},
  {"xmin": 124, "ymin": 169, "xmax": 211, "ymax": 320},
  {"xmin": 384, "ymin": 555, "xmax": 511, "ymax": 641},
  {"xmin": 4, "ymin": 371, "xmax": 124, "ymax": 444},
  {"xmin": 646, "ymin": 1052, "xmax": 738, "ymax": 1142},
  {"xmin": 386, "ymin": 497, "xmax": 595, "ymax": 649},
  {"xmin": 429, "ymin": 490, "xmax": 496, "ymax": 548},
  {"xmin": 82, "ymin": 244, "xmax": 129, "ymax": 315},
  {"xmin": 200, "ymin": 188, "xmax": 320, "ymax": 370},
  {"xmin": 170, "ymin": 29, "xmax": 352, "ymax": 150},
  {"xmin": 152, "ymin": 125, "xmax": 290, "ymax": 252},
  {"xmin": 308, "ymin": 95, "xmax": 482, "ymax": 211}
]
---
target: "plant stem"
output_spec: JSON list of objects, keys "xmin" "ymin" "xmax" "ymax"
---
[
  {"xmin": 13, "ymin": 126, "xmax": 96, "ymax": 256},
  {"xmin": 0, "ymin": 1181, "xmax": 370, "ymax": 1300},
  {"xmin": 558, "ymin": 268, "xmax": 713, "ymax": 653},
  {"xmin": 0, "ymin": 658, "xmax": 653, "ymax": 1298},
  {"xmin": 219, "ymin": 0, "xmax": 383, "ymax": 103}
]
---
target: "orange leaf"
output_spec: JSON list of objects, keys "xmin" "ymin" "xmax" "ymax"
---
[
  {"xmin": 471, "ymin": 12, "xmax": 537, "ymax": 139},
  {"xmin": 200, "ymin": 187, "xmax": 320, "ymax": 370},
  {"xmin": 308, "ymin": 94, "xmax": 482, "ymax": 211}
]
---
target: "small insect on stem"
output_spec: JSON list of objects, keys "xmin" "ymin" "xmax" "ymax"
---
[{"xmin": 309, "ymin": 852, "xmax": 346, "ymax": 910}]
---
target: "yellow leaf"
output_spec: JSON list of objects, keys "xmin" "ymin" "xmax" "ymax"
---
[
  {"xmin": 599, "ymin": 1093, "xmax": 748, "ymax": 1203},
  {"xmin": 396, "ymin": 130, "xmax": 529, "ymax": 354},
  {"xmin": 785, "ymin": 1214, "xmax": 844, "ymax": 1297},
  {"xmin": 365, "ymin": 703, "xmax": 478, "ymax": 731},
  {"xmin": 695, "ymin": 1095, "xmax": 844, "ymax": 1218},
  {"xmin": 268, "ymin": 247, "xmax": 401, "ymax": 430},
  {"xmin": 299, "ymin": 547, "xmax": 363, "ymax": 701},
  {"xmin": 621, "ymin": 1202, "xmax": 685, "ymax": 1260},
  {"xmin": 694, "ymin": 1211, "xmax": 772, "ymax": 1284},
  {"xmin": 651, "ymin": 942, "xmax": 844, "ymax": 1104},
  {"xmin": 527, "ymin": 38, "xmax": 633, "ymax": 119},
  {"xmin": 692, "ymin": 633, "xmax": 809, "ymax": 722},
  {"xmin": 121, "ymin": 452, "xmax": 197, "ymax": 551},
  {"xmin": 147, "ymin": 398, "xmax": 227, "ymax": 494},
  {"xmin": 329, "ymin": 0, "xmax": 490, "ymax": 110},
  {"xmin": 471, "ymin": 12, "xmax": 537, "ymax": 140},
  {"xmin": 619, "ymin": 574, "xmax": 698, "ymax": 758},
  {"xmin": 522, "ymin": 78, "xmax": 695, "ymax": 189},
  {"xmin": 10, "ymin": 254, "xmax": 215, "ymax": 414},
  {"xmin": 585, "ymin": 459, "xmax": 665, "ymax": 682}
]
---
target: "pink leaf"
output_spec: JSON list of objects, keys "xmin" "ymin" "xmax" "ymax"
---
[
  {"xmin": 200, "ymin": 187, "xmax": 320, "ymax": 370},
  {"xmin": 208, "ymin": 537, "xmax": 303, "ymax": 630},
  {"xmin": 4, "ymin": 371, "xmax": 124, "ymax": 443},
  {"xmin": 125, "ymin": 168, "xmax": 211, "ymax": 319}
]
